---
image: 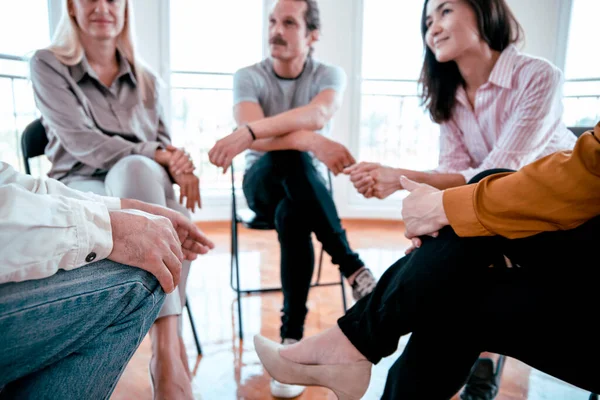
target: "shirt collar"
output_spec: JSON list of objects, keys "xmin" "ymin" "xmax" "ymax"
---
[
  {"xmin": 487, "ymin": 44, "xmax": 518, "ymax": 89},
  {"xmin": 455, "ymin": 44, "xmax": 519, "ymax": 107},
  {"xmin": 455, "ymin": 85, "xmax": 469, "ymax": 107},
  {"xmin": 70, "ymin": 48, "xmax": 137, "ymax": 86},
  {"xmin": 268, "ymin": 56, "xmax": 313, "ymax": 81}
]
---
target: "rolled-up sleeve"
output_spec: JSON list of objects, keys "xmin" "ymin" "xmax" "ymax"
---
[{"xmin": 30, "ymin": 51, "xmax": 162, "ymax": 170}]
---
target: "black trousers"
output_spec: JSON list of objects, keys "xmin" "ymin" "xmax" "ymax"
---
[
  {"xmin": 337, "ymin": 170, "xmax": 600, "ymax": 399},
  {"xmin": 243, "ymin": 150, "xmax": 364, "ymax": 340}
]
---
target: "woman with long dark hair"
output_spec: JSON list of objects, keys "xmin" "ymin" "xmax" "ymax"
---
[
  {"xmin": 345, "ymin": 0, "xmax": 574, "ymax": 195},
  {"xmin": 342, "ymin": 1, "xmax": 576, "ymax": 396}
]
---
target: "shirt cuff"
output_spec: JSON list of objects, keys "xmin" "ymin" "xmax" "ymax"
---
[
  {"xmin": 100, "ymin": 196, "xmax": 121, "ymax": 211},
  {"xmin": 82, "ymin": 193, "xmax": 122, "ymax": 211},
  {"xmin": 66, "ymin": 198, "xmax": 114, "ymax": 267},
  {"xmin": 443, "ymin": 185, "xmax": 492, "ymax": 237}
]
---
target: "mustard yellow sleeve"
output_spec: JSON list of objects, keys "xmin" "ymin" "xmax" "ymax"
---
[{"xmin": 443, "ymin": 124, "xmax": 600, "ymax": 239}]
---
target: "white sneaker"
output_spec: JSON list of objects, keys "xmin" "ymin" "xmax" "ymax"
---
[
  {"xmin": 269, "ymin": 338, "xmax": 306, "ymax": 398},
  {"xmin": 351, "ymin": 268, "xmax": 377, "ymax": 301}
]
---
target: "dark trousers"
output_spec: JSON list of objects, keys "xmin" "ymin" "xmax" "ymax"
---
[
  {"xmin": 243, "ymin": 150, "xmax": 364, "ymax": 340},
  {"xmin": 337, "ymin": 170, "xmax": 600, "ymax": 399}
]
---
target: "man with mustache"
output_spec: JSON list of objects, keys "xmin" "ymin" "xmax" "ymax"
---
[{"xmin": 208, "ymin": 0, "xmax": 377, "ymax": 397}]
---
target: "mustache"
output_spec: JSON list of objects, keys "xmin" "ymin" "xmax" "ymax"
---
[{"xmin": 269, "ymin": 35, "xmax": 287, "ymax": 46}]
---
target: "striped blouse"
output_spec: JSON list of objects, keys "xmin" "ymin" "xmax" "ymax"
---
[{"xmin": 434, "ymin": 44, "xmax": 576, "ymax": 182}]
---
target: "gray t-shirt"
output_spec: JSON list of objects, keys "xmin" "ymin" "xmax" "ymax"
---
[{"xmin": 233, "ymin": 57, "xmax": 346, "ymax": 178}]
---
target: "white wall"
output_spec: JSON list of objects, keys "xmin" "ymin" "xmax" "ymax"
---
[
  {"xmin": 506, "ymin": 0, "xmax": 571, "ymax": 67},
  {"xmin": 131, "ymin": 0, "xmax": 165, "ymax": 76},
  {"xmin": 311, "ymin": 0, "xmax": 368, "ymax": 217}
]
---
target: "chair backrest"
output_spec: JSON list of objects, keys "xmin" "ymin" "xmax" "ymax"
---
[
  {"xmin": 21, "ymin": 118, "xmax": 48, "ymax": 175},
  {"xmin": 567, "ymin": 126, "xmax": 594, "ymax": 138}
]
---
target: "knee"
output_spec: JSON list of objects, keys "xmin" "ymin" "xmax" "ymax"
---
[
  {"xmin": 92, "ymin": 260, "xmax": 166, "ymax": 308},
  {"xmin": 274, "ymin": 200, "xmax": 310, "ymax": 237},
  {"xmin": 96, "ymin": 259, "xmax": 160, "ymax": 288},
  {"xmin": 106, "ymin": 155, "xmax": 167, "ymax": 197},
  {"xmin": 266, "ymin": 150, "xmax": 314, "ymax": 171},
  {"xmin": 112, "ymin": 155, "xmax": 163, "ymax": 179}
]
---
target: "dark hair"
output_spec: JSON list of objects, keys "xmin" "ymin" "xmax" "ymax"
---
[
  {"xmin": 419, "ymin": 0, "xmax": 523, "ymax": 123},
  {"xmin": 295, "ymin": 0, "xmax": 321, "ymax": 32}
]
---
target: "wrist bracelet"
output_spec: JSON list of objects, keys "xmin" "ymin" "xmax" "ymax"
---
[{"xmin": 245, "ymin": 124, "xmax": 257, "ymax": 141}]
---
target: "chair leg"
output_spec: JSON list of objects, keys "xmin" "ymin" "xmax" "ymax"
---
[
  {"xmin": 340, "ymin": 272, "xmax": 348, "ymax": 312},
  {"xmin": 315, "ymin": 246, "xmax": 325, "ymax": 285},
  {"xmin": 230, "ymin": 173, "xmax": 244, "ymax": 341},
  {"xmin": 315, "ymin": 244, "xmax": 348, "ymax": 312},
  {"xmin": 232, "ymin": 218, "xmax": 244, "ymax": 340},
  {"xmin": 185, "ymin": 296, "xmax": 202, "ymax": 356}
]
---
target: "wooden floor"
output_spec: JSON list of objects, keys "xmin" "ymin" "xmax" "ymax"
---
[{"xmin": 111, "ymin": 220, "xmax": 590, "ymax": 400}]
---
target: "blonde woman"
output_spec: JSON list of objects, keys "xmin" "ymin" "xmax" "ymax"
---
[{"xmin": 29, "ymin": 1, "xmax": 199, "ymax": 398}]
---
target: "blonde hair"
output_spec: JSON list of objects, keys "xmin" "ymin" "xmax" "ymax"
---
[{"xmin": 48, "ymin": 0, "xmax": 153, "ymax": 100}]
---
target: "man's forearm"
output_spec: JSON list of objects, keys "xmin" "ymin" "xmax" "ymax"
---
[
  {"xmin": 248, "ymin": 104, "xmax": 328, "ymax": 140},
  {"xmin": 249, "ymin": 130, "xmax": 320, "ymax": 152}
]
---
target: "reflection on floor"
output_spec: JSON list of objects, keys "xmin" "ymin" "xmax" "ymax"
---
[{"xmin": 111, "ymin": 220, "xmax": 591, "ymax": 400}]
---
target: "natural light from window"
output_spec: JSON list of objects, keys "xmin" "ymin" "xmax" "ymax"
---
[
  {"xmin": 562, "ymin": 0, "xmax": 600, "ymax": 127},
  {"xmin": 0, "ymin": 0, "xmax": 50, "ymax": 175},
  {"xmin": 357, "ymin": 1, "xmax": 439, "ymax": 204},
  {"xmin": 169, "ymin": 0, "xmax": 264, "ymax": 197}
]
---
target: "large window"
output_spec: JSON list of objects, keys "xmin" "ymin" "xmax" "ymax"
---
[
  {"xmin": 169, "ymin": 0, "xmax": 264, "ymax": 197},
  {"xmin": 0, "ymin": 0, "xmax": 50, "ymax": 175},
  {"xmin": 562, "ymin": 0, "xmax": 600, "ymax": 127},
  {"xmin": 357, "ymin": 1, "xmax": 439, "ymax": 202}
]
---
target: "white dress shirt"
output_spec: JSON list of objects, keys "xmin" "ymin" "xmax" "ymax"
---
[{"xmin": 0, "ymin": 162, "xmax": 121, "ymax": 284}]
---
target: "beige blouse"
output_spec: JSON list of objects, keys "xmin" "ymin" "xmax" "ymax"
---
[{"xmin": 29, "ymin": 48, "xmax": 171, "ymax": 181}]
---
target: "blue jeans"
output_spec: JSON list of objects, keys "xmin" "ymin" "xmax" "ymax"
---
[{"xmin": 0, "ymin": 260, "xmax": 166, "ymax": 399}]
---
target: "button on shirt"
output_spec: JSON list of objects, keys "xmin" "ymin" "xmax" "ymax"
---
[
  {"xmin": 29, "ymin": 49, "xmax": 172, "ymax": 181},
  {"xmin": 433, "ymin": 45, "xmax": 577, "ymax": 182},
  {"xmin": 0, "ymin": 162, "xmax": 121, "ymax": 284}
]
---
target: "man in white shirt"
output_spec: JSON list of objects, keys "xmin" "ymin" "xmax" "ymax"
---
[{"xmin": 0, "ymin": 161, "xmax": 214, "ymax": 399}]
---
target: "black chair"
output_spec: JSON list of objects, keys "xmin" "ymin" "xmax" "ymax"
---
[
  {"xmin": 567, "ymin": 126, "xmax": 593, "ymax": 138},
  {"xmin": 229, "ymin": 163, "xmax": 349, "ymax": 340},
  {"xmin": 20, "ymin": 118, "xmax": 204, "ymax": 356},
  {"xmin": 20, "ymin": 119, "xmax": 48, "ymax": 174}
]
